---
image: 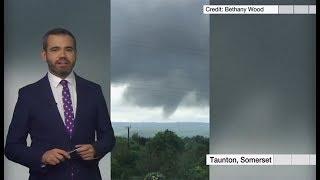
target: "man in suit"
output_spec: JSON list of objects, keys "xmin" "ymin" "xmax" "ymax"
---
[{"xmin": 4, "ymin": 28, "xmax": 116, "ymax": 180}]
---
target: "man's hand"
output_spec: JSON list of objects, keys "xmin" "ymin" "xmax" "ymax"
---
[
  {"xmin": 41, "ymin": 148, "xmax": 70, "ymax": 165},
  {"xmin": 75, "ymin": 144, "xmax": 96, "ymax": 160}
]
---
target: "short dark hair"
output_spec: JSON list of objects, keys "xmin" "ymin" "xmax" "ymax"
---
[{"xmin": 42, "ymin": 28, "xmax": 77, "ymax": 51}]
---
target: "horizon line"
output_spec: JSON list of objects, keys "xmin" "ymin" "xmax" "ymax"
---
[{"xmin": 111, "ymin": 121, "xmax": 209, "ymax": 123}]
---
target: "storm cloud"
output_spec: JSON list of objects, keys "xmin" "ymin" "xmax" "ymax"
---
[{"xmin": 111, "ymin": 0, "xmax": 209, "ymax": 117}]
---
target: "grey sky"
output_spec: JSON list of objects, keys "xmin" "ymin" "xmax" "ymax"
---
[
  {"xmin": 211, "ymin": 15, "xmax": 316, "ymax": 136},
  {"xmin": 111, "ymin": 0, "xmax": 209, "ymax": 117}
]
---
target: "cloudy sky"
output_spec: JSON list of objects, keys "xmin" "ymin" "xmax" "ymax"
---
[{"xmin": 110, "ymin": 0, "xmax": 209, "ymax": 122}]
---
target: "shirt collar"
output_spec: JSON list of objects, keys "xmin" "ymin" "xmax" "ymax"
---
[{"xmin": 48, "ymin": 71, "xmax": 76, "ymax": 88}]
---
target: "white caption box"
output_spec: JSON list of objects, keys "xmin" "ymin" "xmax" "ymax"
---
[
  {"xmin": 207, "ymin": 154, "xmax": 316, "ymax": 166},
  {"xmin": 203, "ymin": 5, "xmax": 316, "ymax": 14},
  {"xmin": 206, "ymin": 154, "xmax": 273, "ymax": 166},
  {"xmin": 203, "ymin": 5, "xmax": 278, "ymax": 14}
]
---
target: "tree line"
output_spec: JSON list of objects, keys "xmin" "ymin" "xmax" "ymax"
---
[{"xmin": 112, "ymin": 129, "xmax": 209, "ymax": 180}]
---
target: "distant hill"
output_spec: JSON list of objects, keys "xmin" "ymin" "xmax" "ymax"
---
[{"xmin": 112, "ymin": 122, "xmax": 209, "ymax": 138}]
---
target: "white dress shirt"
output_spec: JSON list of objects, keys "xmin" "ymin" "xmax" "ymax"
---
[{"xmin": 47, "ymin": 71, "xmax": 77, "ymax": 125}]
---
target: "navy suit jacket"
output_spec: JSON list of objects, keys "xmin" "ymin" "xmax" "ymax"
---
[{"xmin": 5, "ymin": 74, "xmax": 116, "ymax": 180}]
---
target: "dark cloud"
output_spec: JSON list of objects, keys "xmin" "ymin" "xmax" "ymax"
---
[{"xmin": 111, "ymin": 0, "xmax": 209, "ymax": 117}]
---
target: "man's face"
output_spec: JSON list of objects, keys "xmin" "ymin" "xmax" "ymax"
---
[{"xmin": 42, "ymin": 34, "xmax": 77, "ymax": 78}]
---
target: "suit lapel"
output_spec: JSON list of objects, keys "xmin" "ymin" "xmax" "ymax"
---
[
  {"xmin": 74, "ymin": 74, "xmax": 81, "ymax": 121},
  {"xmin": 39, "ymin": 74, "xmax": 70, "ymax": 137},
  {"xmin": 73, "ymin": 74, "xmax": 85, "ymax": 136}
]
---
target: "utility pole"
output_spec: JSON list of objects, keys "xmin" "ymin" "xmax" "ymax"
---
[{"xmin": 126, "ymin": 125, "xmax": 131, "ymax": 148}]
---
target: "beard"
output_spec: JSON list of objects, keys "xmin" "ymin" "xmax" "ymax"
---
[{"xmin": 47, "ymin": 58, "xmax": 76, "ymax": 78}]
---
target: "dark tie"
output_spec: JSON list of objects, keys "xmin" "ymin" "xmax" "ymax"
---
[{"xmin": 60, "ymin": 80, "xmax": 75, "ymax": 137}]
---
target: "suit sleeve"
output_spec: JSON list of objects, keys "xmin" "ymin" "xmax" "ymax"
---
[
  {"xmin": 92, "ymin": 86, "xmax": 116, "ymax": 159},
  {"xmin": 4, "ymin": 89, "xmax": 48, "ymax": 173}
]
